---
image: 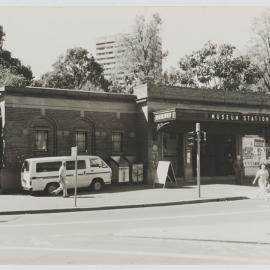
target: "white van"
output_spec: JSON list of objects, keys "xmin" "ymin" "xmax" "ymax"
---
[{"xmin": 21, "ymin": 155, "xmax": 112, "ymax": 195}]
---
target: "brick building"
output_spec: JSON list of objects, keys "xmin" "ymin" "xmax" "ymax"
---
[
  {"xmin": 1, "ymin": 84, "xmax": 270, "ymax": 191},
  {"xmin": 0, "ymin": 86, "xmax": 140, "ymax": 190},
  {"xmin": 134, "ymin": 84, "xmax": 270, "ymax": 185}
]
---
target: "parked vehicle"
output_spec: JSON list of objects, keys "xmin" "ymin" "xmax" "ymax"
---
[{"xmin": 21, "ymin": 155, "xmax": 112, "ymax": 195}]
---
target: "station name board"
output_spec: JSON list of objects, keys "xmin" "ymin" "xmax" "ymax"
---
[
  {"xmin": 154, "ymin": 111, "xmax": 176, "ymax": 122},
  {"xmin": 210, "ymin": 112, "xmax": 270, "ymax": 123}
]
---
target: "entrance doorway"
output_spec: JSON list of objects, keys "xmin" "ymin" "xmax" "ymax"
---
[
  {"xmin": 192, "ymin": 134, "xmax": 236, "ymax": 176},
  {"xmin": 162, "ymin": 132, "xmax": 184, "ymax": 177}
]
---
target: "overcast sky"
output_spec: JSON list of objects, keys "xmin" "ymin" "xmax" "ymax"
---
[{"xmin": 0, "ymin": 4, "xmax": 268, "ymax": 79}]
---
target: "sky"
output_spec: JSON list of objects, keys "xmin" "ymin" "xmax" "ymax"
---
[{"xmin": 0, "ymin": 3, "xmax": 269, "ymax": 79}]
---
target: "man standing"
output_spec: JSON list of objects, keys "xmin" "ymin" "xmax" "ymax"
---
[
  {"xmin": 53, "ymin": 161, "xmax": 69, "ymax": 197},
  {"xmin": 233, "ymin": 155, "xmax": 244, "ymax": 185}
]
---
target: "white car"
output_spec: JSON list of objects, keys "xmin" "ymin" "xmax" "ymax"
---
[{"xmin": 21, "ymin": 155, "xmax": 112, "ymax": 195}]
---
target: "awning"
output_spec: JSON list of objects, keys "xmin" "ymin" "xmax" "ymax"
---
[{"xmin": 153, "ymin": 108, "xmax": 270, "ymax": 125}]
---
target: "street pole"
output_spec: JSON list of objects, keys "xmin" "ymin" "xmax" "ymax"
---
[
  {"xmin": 71, "ymin": 146, "xmax": 78, "ymax": 207},
  {"xmin": 196, "ymin": 123, "xmax": 201, "ymax": 198},
  {"xmin": 75, "ymin": 152, "xmax": 78, "ymax": 207}
]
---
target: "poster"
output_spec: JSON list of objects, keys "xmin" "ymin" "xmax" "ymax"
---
[{"xmin": 242, "ymin": 136, "xmax": 266, "ymax": 176}]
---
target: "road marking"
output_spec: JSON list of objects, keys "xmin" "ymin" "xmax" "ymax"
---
[
  {"xmin": 128, "ymin": 235, "xmax": 270, "ymax": 246},
  {"xmin": 1, "ymin": 208, "xmax": 270, "ymax": 228},
  {"xmin": 0, "ymin": 245, "xmax": 268, "ymax": 264}
]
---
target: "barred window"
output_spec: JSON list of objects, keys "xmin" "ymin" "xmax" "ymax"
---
[
  {"xmin": 75, "ymin": 131, "xmax": 87, "ymax": 152},
  {"xmin": 35, "ymin": 130, "xmax": 48, "ymax": 152},
  {"xmin": 112, "ymin": 131, "xmax": 123, "ymax": 153}
]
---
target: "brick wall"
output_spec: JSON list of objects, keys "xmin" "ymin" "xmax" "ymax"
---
[{"xmin": 2, "ymin": 106, "xmax": 141, "ymax": 190}]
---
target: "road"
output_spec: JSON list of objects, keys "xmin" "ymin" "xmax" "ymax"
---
[{"xmin": 0, "ymin": 199, "xmax": 270, "ymax": 265}]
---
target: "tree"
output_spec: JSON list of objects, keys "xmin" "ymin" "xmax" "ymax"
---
[
  {"xmin": 0, "ymin": 26, "xmax": 33, "ymax": 87},
  {"xmin": 175, "ymin": 41, "xmax": 261, "ymax": 91},
  {"xmin": 249, "ymin": 9, "xmax": 270, "ymax": 92},
  {"xmin": 37, "ymin": 47, "xmax": 110, "ymax": 91},
  {"xmin": 162, "ymin": 67, "xmax": 182, "ymax": 86},
  {"xmin": 118, "ymin": 13, "xmax": 167, "ymax": 87},
  {"xmin": 0, "ymin": 69, "xmax": 29, "ymax": 87},
  {"xmin": 0, "ymin": 26, "xmax": 5, "ymax": 50}
]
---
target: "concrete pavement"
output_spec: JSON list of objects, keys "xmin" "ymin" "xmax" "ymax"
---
[
  {"xmin": 0, "ymin": 183, "xmax": 264, "ymax": 215},
  {"xmin": 1, "ymin": 199, "xmax": 270, "ymax": 264}
]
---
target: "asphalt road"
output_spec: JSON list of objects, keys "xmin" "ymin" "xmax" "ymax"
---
[{"xmin": 1, "ymin": 199, "xmax": 270, "ymax": 265}]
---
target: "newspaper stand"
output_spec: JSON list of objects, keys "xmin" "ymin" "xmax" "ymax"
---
[
  {"xmin": 108, "ymin": 156, "xmax": 129, "ymax": 184},
  {"xmin": 124, "ymin": 156, "xmax": 144, "ymax": 184}
]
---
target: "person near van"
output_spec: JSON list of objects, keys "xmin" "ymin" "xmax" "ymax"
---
[
  {"xmin": 233, "ymin": 155, "xmax": 244, "ymax": 185},
  {"xmin": 253, "ymin": 163, "xmax": 269, "ymax": 197},
  {"xmin": 53, "ymin": 161, "xmax": 69, "ymax": 197}
]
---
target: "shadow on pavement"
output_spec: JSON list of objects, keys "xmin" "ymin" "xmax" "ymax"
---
[{"xmin": 0, "ymin": 181, "xmax": 252, "ymax": 197}]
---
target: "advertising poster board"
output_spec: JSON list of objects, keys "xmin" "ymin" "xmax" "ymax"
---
[
  {"xmin": 242, "ymin": 136, "xmax": 266, "ymax": 176},
  {"xmin": 154, "ymin": 161, "xmax": 177, "ymax": 188}
]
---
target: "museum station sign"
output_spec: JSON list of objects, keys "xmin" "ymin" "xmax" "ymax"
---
[
  {"xmin": 209, "ymin": 112, "xmax": 270, "ymax": 123},
  {"xmin": 153, "ymin": 108, "xmax": 270, "ymax": 124}
]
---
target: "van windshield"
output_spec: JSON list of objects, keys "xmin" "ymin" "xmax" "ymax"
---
[
  {"xmin": 90, "ymin": 158, "xmax": 108, "ymax": 168},
  {"xmin": 21, "ymin": 161, "xmax": 29, "ymax": 172}
]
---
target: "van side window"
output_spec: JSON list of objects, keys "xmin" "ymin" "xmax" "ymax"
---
[
  {"xmin": 66, "ymin": 161, "xmax": 75, "ymax": 170},
  {"xmin": 66, "ymin": 160, "xmax": 86, "ymax": 170},
  {"xmin": 78, "ymin": 160, "xmax": 86, "ymax": 169},
  {"xmin": 90, "ymin": 158, "xmax": 108, "ymax": 168},
  {"xmin": 36, "ymin": 162, "xmax": 62, "ymax": 172}
]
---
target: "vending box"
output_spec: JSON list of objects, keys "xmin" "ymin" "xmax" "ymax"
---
[
  {"xmin": 108, "ymin": 156, "xmax": 129, "ymax": 184},
  {"xmin": 124, "ymin": 156, "xmax": 144, "ymax": 183}
]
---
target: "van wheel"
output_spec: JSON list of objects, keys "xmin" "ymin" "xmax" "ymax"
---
[
  {"xmin": 45, "ymin": 183, "xmax": 59, "ymax": 196},
  {"xmin": 91, "ymin": 179, "xmax": 103, "ymax": 192}
]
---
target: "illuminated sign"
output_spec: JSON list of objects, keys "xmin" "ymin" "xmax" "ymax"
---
[{"xmin": 154, "ymin": 111, "xmax": 176, "ymax": 122}]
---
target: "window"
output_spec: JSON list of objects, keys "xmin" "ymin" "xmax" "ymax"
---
[
  {"xmin": 35, "ymin": 130, "xmax": 48, "ymax": 152},
  {"xmin": 112, "ymin": 131, "xmax": 123, "ymax": 153},
  {"xmin": 36, "ymin": 162, "xmax": 62, "ymax": 172},
  {"xmin": 66, "ymin": 160, "xmax": 86, "ymax": 170},
  {"xmin": 75, "ymin": 131, "xmax": 87, "ymax": 152}
]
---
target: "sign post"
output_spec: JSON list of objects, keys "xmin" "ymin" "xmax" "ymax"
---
[
  {"xmin": 71, "ymin": 146, "xmax": 78, "ymax": 207},
  {"xmin": 196, "ymin": 123, "xmax": 201, "ymax": 198}
]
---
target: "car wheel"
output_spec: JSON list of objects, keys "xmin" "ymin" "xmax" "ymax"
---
[
  {"xmin": 91, "ymin": 179, "xmax": 103, "ymax": 192},
  {"xmin": 45, "ymin": 183, "xmax": 59, "ymax": 196}
]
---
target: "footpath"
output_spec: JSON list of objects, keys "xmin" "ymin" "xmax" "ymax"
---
[{"xmin": 0, "ymin": 184, "xmax": 262, "ymax": 215}]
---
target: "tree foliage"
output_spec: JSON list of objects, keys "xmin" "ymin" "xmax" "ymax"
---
[
  {"xmin": 0, "ymin": 26, "xmax": 5, "ymax": 50},
  {"xmin": 249, "ymin": 9, "xmax": 270, "ymax": 92},
  {"xmin": 172, "ymin": 41, "xmax": 261, "ymax": 91},
  {"xmin": 37, "ymin": 47, "xmax": 110, "ymax": 91},
  {"xmin": 0, "ymin": 26, "xmax": 33, "ymax": 87},
  {"xmin": 162, "ymin": 67, "xmax": 182, "ymax": 86},
  {"xmin": 119, "ymin": 13, "xmax": 167, "ymax": 87}
]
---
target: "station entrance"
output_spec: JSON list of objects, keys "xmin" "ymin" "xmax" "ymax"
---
[
  {"xmin": 154, "ymin": 108, "xmax": 270, "ymax": 183},
  {"xmin": 192, "ymin": 133, "xmax": 236, "ymax": 177},
  {"xmin": 161, "ymin": 130, "xmax": 236, "ymax": 178}
]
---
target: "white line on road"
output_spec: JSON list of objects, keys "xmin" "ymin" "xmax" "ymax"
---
[
  {"xmin": 0, "ymin": 245, "xmax": 268, "ymax": 264},
  {"xmin": 1, "ymin": 208, "xmax": 270, "ymax": 228}
]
